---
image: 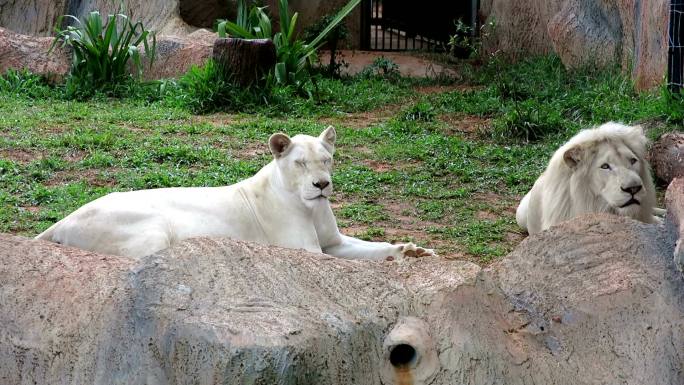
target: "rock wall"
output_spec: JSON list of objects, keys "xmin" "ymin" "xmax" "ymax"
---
[
  {"xmin": 480, "ymin": 0, "xmax": 669, "ymax": 90},
  {"xmin": 0, "ymin": 26, "xmax": 216, "ymax": 82},
  {"xmin": 1, "ymin": 208, "xmax": 682, "ymax": 383},
  {"xmin": 0, "ymin": 0, "xmax": 191, "ymax": 36},
  {"xmin": 0, "ymin": 0, "xmax": 361, "ymax": 47}
]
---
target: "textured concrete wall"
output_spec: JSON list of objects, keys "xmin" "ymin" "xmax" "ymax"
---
[
  {"xmin": 480, "ymin": 0, "xmax": 669, "ymax": 90},
  {"xmin": 1, "ymin": 209, "xmax": 683, "ymax": 384}
]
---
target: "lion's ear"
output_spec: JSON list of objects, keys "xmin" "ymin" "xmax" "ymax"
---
[
  {"xmin": 269, "ymin": 133, "xmax": 292, "ymax": 158},
  {"xmin": 319, "ymin": 125, "xmax": 336, "ymax": 152},
  {"xmin": 563, "ymin": 146, "xmax": 583, "ymax": 169}
]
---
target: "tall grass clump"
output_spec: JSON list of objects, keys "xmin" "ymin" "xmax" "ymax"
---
[
  {"xmin": 435, "ymin": 55, "xmax": 678, "ymax": 142},
  {"xmin": 175, "ymin": 60, "xmax": 268, "ymax": 114},
  {"xmin": 50, "ymin": 10, "xmax": 156, "ymax": 98},
  {"xmin": 0, "ymin": 69, "xmax": 53, "ymax": 99}
]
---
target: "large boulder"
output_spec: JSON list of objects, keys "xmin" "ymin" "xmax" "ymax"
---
[
  {"xmin": 480, "ymin": 0, "xmax": 668, "ymax": 90},
  {"xmin": 0, "ymin": 26, "xmax": 216, "ymax": 82},
  {"xmin": 0, "ymin": 0, "xmax": 191, "ymax": 37},
  {"xmin": 0, "ymin": 27, "xmax": 71, "ymax": 83},
  {"xmin": 1, "ymin": 208, "xmax": 682, "ymax": 383},
  {"xmin": 650, "ymin": 133, "xmax": 684, "ymax": 185}
]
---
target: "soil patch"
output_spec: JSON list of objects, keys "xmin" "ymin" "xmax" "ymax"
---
[{"xmin": 0, "ymin": 148, "xmax": 44, "ymax": 164}]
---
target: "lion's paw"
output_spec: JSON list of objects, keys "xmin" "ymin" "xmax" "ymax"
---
[{"xmin": 399, "ymin": 242, "xmax": 436, "ymax": 258}]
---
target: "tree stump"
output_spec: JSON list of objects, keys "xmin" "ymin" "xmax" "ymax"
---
[
  {"xmin": 649, "ymin": 133, "xmax": 684, "ymax": 185},
  {"xmin": 212, "ymin": 37, "xmax": 276, "ymax": 87}
]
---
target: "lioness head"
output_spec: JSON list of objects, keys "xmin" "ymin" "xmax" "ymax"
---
[
  {"xmin": 562, "ymin": 123, "xmax": 653, "ymax": 217},
  {"xmin": 268, "ymin": 126, "xmax": 336, "ymax": 207}
]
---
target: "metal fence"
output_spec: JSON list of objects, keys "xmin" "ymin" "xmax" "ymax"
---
[
  {"xmin": 360, "ymin": 0, "xmax": 476, "ymax": 52},
  {"xmin": 669, "ymin": 0, "xmax": 684, "ymax": 91}
]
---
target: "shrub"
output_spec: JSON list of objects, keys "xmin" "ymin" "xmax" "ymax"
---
[
  {"xmin": 51, "ymin": 10, "xmax": 156, "ymax": 97},
  {"xmin": 359, "ymin": 57, "xmax": 401, "ymax": 81},
  {"xmin": 0, "ymin": 69, "xmax": 53, "ymax": 99},
  {"xmin": 303, "ymin": 12, "xmax": 350, "ymax": 77},
  {"xmin": 175, "ymin": 60, "xmax": 266, "ymax": 114},
  {"xmin": 217, "ymin": 0, "xmax": 360, "ymax": 88}
]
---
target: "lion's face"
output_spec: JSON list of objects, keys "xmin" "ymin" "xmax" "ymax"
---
[
  {"xmin": 269, "ymin": 126, "xmax": 336, "ymax": 208},
  {"xmin": 564, "ymin": 139, "xmax": 647, "ymax": 216}
]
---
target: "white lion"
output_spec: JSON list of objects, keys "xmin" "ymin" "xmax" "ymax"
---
[
  {"xmin": 516, "ymin": 122, "xmax": 662, "ymax": 235},
  {"xmin": 36, "ymin": 126, "xmax": 435, "ymax": 261}
]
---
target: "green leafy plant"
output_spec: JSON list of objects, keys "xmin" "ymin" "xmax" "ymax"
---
[
  {"xmin": 359, "ymin": 57, "xmax": 401, "ymax": 81},
  {"xmin": 448, "ymin": 18, "xmax": 496, "ymax": 59},
  {"xmin": 401, "ymin": 101, "xmax": 436, "ymax": 122},
  {"xmin": 217, "ymin": 0, "xmax": 360, "ymax": 87},
  {"xmin": 303, "ymin": 12, "xmax": 350, "ymax": 77},
  {"xmin": 50, "ymin": 10, "xmax": 156, "ymax": 96},
  {"xmin": 175, "ymin": 60, "xmax": 267, "ymax": 114},
  {"xmin": 0, "ymin": 69, "xmax": 53, "ymax": 99}
]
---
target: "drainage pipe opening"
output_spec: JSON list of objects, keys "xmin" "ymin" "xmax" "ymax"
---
[{"xmin": 389, "ymin": 344, "xmax": 417, "ymax": 368}]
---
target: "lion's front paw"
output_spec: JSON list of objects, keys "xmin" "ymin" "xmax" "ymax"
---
[{"xmin": 398, "ymin": 242, "xmax": 436, "ymax": 258}]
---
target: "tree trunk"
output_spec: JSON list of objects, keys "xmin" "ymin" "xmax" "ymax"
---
[{"xmin": 212, "ymin": 37, "xmax": 276, "ymax": 87}]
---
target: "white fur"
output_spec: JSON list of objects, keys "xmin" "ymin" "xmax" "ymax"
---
[
  {"xmin": 36, "ymin": 126, "xmax": 435, "ymax": 261},
  {"xmin": 516, "ymin": 122, "xmax": 660, "ymax": 234}
]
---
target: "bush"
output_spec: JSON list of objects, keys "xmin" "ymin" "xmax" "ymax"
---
[
  {"xmin": 359, "ymin": 57, "xmax": 401, "ymax": 82},
  {"xmin": 51, "ymin": 10, "xmax": 156, "ymax": 98},
  {"xmin": 217, "ymin": 0, "xmax": 360, "ymax": 89},
  {"xmin": 175, "ymin": 60, "xmax": 266, "ymax": 114},
  {"xmin": 0, "ymin": 69, "xmax": 53, "ymax": 99}
]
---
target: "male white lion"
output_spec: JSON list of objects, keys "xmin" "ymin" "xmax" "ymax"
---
[
  {"xmin": 36, "ymin": 126, "xmax": 435, "ymax": 260},
  {"xmin": 516, "ymin": 122, "xmax": 661, "ymax": 235}
]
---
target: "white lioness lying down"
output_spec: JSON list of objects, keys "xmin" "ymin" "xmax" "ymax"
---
[
  {"xmin": 36, "ymin": 126, "xmax": 434, "ymax": 260},
  {"xmin": 516, "ymin": 122, "xmax": 661, "ymax": 235}
]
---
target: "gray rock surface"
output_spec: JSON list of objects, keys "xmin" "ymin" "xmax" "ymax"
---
[
  {"xmin": 1, "ymin": 211, "xmax": 682, "ymax": 384},
  {"xmin": 650, "ymin": 133, "xmax": 684, "ymax": 185},
  {"xmin": 0, "ymin": 27, "xmax": 71, "ymax": 83},
  {"xmin": 480, "ymin": 0, "xmax": 668, "ymax": 90},
  {"xmin": 0, "ymin": 0, "xmax": 190, "ymax": 37},
  {"xmin": 666, "ymin": 177, "xmax": 684, "ymax": 271}
]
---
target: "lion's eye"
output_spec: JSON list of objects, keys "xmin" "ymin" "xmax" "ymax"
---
[
  {"xmin": 295, "ymin": 160, "xmax": 306, "ymax": 167},
  {"xmin": 629, "ymin": 158, "xmax": 637, "ymax": 165},
  {"xmin": 600, "ymin": 163, "xmax": 611, "ymax": 170},
  {"xmin": 323, "ymin": 159, "xmax": 332, "ymax": 166}
]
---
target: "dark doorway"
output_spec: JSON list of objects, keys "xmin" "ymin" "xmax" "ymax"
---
[
  {"xmin": 360, "ymin": 0, "xmax": 477, "ymax": 51},
  {"xmin": 179, "ymin": 0, "xmax": 233, "ymax": 28},
  {"xmin": 669, "ymin": 0, "xmax": 684, "ymax": 91}
]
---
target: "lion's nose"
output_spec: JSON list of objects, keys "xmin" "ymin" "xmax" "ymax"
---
[
  {"xmin": 621, "ymin": 185, "xmax": 642, "ymax": 195},
  {"xmin": 313, "ymin": 180, "xmax": 330, "ymax": 190}
]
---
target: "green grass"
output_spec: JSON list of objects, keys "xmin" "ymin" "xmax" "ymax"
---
[{"xmin": 0, "ymin": 55, "xmax": 681, "ymax": 264}]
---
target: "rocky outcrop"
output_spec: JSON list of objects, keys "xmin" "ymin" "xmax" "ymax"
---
[
  {"xmin": 650, "ymin": 133, "xmax": 684, "ymax": 185},
  {"xmin": 1, "ymin": 208, "xmax": 682, "ymax": 383},
  {"xmin": 0, "ymin": 27, "xmax": 71, "ymax": 83},
  {"xmin": 142, "ymin": 29, "xmax": 216, "ymax": 80},
  {"xmin": 0, "ymin": 27, "xmax": 216, "ymax": 82},
  {"xmin": 480, "ymin": 0, "xmax": 669, "ymax": 90},
  {"xmin": 0, "ymin": 0, "xmax": 191, "ymax": 37},
  {"xmin": 666, "ymin": 177, "xmax": 684, "ymax": 272}
]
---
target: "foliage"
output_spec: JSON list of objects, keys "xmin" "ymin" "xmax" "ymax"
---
[
  {"xmin": 431, "ymin": 55, "xmax": 681, "ymax": 142},
  {"xmin": 217, "ymin": 0, "xmax": 360, "ymax": 88},
  {"xmin": 50, "ymin": 10, "xmax": 156, "ymax": 97},
  {"xmin": 303, "ymin": 12, "xmax": 350, "ymax": 77},
  {"xmin": 447, "ymin": 18, "xmax": 496, "ymax": 59},
  {"xmin": 401, "ymin": 101, "xmax": 436, "ymax": 122},
  {"xmin": 174, "ymin": 60, "xmax": 265, "ymax": 114},
  {"xmin": 359, "ymin": 57, "xmax": 401, "ymax": 81},
  {"xmin": 0, "ymin": 69, "xmax": 53, "ymax": 99}
]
